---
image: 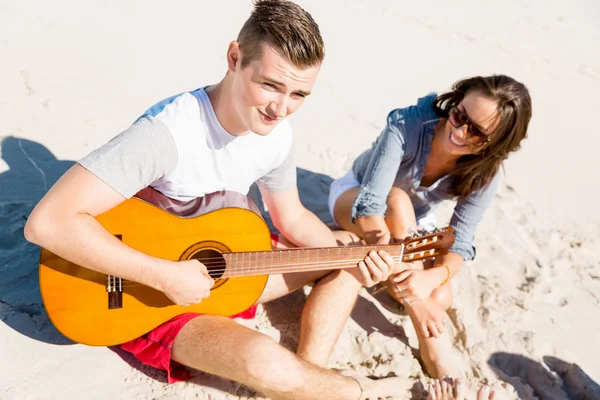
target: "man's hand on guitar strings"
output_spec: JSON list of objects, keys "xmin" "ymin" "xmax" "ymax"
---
[{"xmin": 161, "ymin": 259, "xmax": 214, "ymax": 306}]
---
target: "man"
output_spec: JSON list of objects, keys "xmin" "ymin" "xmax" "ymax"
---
[{"xmin": 25, "ymin": 1, "xmax": 406, "ymax": 398}]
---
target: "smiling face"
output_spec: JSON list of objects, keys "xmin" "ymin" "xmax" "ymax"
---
[
  {"xmin": 441, "ymin": 91, "xmax": 500, "ymax": 156},
  {"xmin": 227, "ymin": 41, "xmax": 320, "ymax": 136}
]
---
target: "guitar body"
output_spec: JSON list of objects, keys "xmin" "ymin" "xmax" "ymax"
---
[{"xmin": 39, "ymin": 189, "xmax": 272, "ymax": 346}]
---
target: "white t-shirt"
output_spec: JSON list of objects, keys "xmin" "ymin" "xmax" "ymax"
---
[{"xmin": 79, "ymin": 87, "xmax": 296, "ymax": 200}]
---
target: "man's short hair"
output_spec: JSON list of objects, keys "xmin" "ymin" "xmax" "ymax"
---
[{"xmin": 237, "ymin": 0, "xmax": 325, "ymax": 68}]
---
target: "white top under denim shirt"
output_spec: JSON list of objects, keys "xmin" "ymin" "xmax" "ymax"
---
[{"xmin": 351, "ymin": 93, "xmax": 501, "ymax": 261}]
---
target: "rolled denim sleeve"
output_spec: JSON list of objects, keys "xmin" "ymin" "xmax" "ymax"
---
[
  {"xmin": 351, "ymin": 108, "xmax": 410, "ymax": 221},
  {"xmin": 449, "ymin": 173, "xmax": 501, "ymax": 261}
]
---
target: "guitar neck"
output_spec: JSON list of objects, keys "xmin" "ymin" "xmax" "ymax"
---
[{"xmin": 220, "ymin": 244, "xmax": 405, "ymax": 278}]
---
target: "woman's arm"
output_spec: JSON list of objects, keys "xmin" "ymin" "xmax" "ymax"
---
[
  {"xmin": 429, "ymin": 251, "xmax": 464, "ymax": 289},
  {"xmin": 392, "ymin": 174, "xmax": 501, "ymax": 301},
  {"xmin": 352, "ymin": 107, "xmax": 422, "ymax": 243},
  {"xmin": 448, "ymin": 173, "xmax": 502, "ymax": 262}
]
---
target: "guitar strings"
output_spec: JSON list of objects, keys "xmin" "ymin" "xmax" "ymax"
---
[
  {"xmin": 113, "ymin": 233, "xmax": 443, "ymax": 266},
  {"xmin": 124, "ymin": 242, "xmax": 434, "ymax": 266},
  {"xmin": 151, "ymin": 245, "xmax": 435, "ymax": 268},
  {"xmin": 94, "ymin": 232, "xmax": 447, "ymax": 289},
  {"xmin": 167, "ymin": 246, "xmax": 406, "ymax": 262},
  {"xmin": 183, "ymin": 254, "xmax": 404, "ymax": 267},
  {"xmin": 116, "ymin": 254, "xmax": 434, "ymax": 287}
]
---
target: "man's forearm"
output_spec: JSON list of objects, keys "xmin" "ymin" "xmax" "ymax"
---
[
  {"xmin": 26, "ymin": 212, "xmax": 168, "ymax": 291},
  {"xmin": 277, "ymin": 209, "xmax": 338, "ymax": 248}
]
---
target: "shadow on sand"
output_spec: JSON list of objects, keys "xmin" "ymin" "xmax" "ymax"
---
[
  {"xmin": 489, "ymin": 352, "xmax": 600, "ymax": 399},
  {"xmin": 0, "ymin": 136, "xmax": 74, "ymax": 345}
]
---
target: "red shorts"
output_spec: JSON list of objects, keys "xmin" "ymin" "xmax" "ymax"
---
[{"xmin": 119, "ymin": 234, "xmax": 279, "ymax": 383}]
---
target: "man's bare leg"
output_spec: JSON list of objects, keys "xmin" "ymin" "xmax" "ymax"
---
[
  {"xmin": 297, "ymin": 268, "xmax": 362, "ymax": 366},
  {"xmin": 258, "ymin": 231, "xmax": 363, "ymax": 366},
  {"xmin": 171, "ymin": 230, "xmax": 410, "ymax": 399},
  {"xmin": 172, "ymin": 314, "xmax": 407, "ymax": 400}
]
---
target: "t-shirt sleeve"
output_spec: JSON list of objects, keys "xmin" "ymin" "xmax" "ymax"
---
[
  {"xmin": 257, "ymin": 137, "xmax": 297, "ymax": 193},
  {"xmin": 78, "ymin": 116, "xmax": 178, "ymax": 198}
]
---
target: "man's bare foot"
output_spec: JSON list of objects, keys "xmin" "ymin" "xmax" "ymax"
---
[
  {"xmin": 362, "ymin": 376, "xmax": 411, "ymax": 399},
  {"xmin": 427, "ymin": 378, "xmax": 495, "ymax": 400},
  {"xmin": 341, "ymin": 371, "xmax": 409, "ymax": 400}
]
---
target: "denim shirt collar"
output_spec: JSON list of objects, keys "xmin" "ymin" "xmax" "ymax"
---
[{"xmin": 413, "ymin": 111, "xmax": 452, "ymax": 194}]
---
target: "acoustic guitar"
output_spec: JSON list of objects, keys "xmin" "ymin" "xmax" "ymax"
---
[{"xmin": 39, "ymin": 188, "xmax": 454, "ymax": 346}]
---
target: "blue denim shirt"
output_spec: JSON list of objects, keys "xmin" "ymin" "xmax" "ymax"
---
[{"xmin": 351, "ymin": 93, "xmax": 500, "ymax": 261}]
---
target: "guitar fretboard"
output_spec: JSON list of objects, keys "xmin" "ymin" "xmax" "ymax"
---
[{"xmin": 219, "ymin": 244, "xmax": 405, "ymax": 277}]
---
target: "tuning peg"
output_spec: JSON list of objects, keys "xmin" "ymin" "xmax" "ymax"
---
[
  {"xmin": 415, "ymin": 223, "xmax": 435, "ymax": 236},
  {"xmin": 406, "ymin": 226, "xmax": 418, "ymax": 239}
]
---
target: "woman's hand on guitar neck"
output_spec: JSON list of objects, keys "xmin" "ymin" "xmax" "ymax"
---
[
  {"xmin": 160, "ymin": 260, "xmax": 215, "ymax": 306},
  {"xmin": 389, "ymin": 262, "xmax": 440, "ymax": 300}
]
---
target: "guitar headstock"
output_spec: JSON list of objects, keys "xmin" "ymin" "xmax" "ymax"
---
[{"xmin": 401, "ymin": 226, "xmax": 455, "ymax": 263}]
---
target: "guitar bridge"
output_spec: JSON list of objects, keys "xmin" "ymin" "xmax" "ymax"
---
[{"xmin": 107, "ymin": 275, "xmax": 123, "ymax": 309}]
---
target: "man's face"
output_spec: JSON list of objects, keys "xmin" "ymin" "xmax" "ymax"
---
[{"xmin": 229, "ymin": 42, "xmax": 320, "ymax": 136}]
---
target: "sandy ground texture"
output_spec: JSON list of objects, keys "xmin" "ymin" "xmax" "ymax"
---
[{"xmin": 1, "ymin": 0, "xmax": 599, "ymax": 399}]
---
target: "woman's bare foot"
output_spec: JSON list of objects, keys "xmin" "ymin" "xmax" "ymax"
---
[{"xmin": 427, "ymin": 378, "xmax": 495, "ymax": 400}]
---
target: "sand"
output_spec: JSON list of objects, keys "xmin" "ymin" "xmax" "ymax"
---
[{"xmin": 1, "ymin": 0, "xmax": 599, "ymax": 398}]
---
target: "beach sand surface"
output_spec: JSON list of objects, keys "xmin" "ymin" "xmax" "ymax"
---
[{"xmin": 1, "ymin": 1, "xmax": 599, "ymax": 398}]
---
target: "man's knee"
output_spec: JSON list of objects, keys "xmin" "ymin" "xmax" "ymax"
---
[
  {"xmin": 319, "ymin": 269, "xmax": 362, "ymax": 295},
  {"xmin": 241, "ymin": 334, "xmax": 305, "ymax": 392}
]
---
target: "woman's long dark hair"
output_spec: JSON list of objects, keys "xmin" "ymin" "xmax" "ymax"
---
[{"xmin": 433, "ymin": 75, "xmax": 532, "ymax": 198}]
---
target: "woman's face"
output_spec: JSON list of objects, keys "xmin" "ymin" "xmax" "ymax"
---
[{"xmin": 441, "ymin": 91, "xmax": 500, "ymax": 156}]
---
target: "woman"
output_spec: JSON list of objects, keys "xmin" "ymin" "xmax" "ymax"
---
[{"xmin": 329, "ymin": 75, "xmax": 532, "ymax": 378}]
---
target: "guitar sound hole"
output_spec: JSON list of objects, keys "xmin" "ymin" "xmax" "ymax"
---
[{"xmin": 190, "ymin": 249, "xmax": 226, "ymax": 279}]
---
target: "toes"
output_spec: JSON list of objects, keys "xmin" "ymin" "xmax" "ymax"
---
[
  {"xmin": 452, "ymin": 378, "xmax": 466, "ymax": 400},
  {"xmin": 441, "ymin": 376, "xmax": 453, "ymax": 396},
  {"xmin": 428, "ymin": 377, "xmax": 494, "ymax": 400},
  {"xmin": 477, "ymin": 385, "xmax": 492, "ymax": 400},
  {"xmin": 441, "ymin": 380, "xmax": 449, "ymax": 397},
  {"xmin": 427, "ymin": 383, "xmax": 437, "ymax": 400},
  {"xmin": 435, "ymin": 379, "xmax": 443, "ymax": 399}
]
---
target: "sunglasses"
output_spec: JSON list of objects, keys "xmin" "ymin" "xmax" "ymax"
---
[{"xmin": 448, "ymin": 106, "xmax": 492, "ymax": 145}]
